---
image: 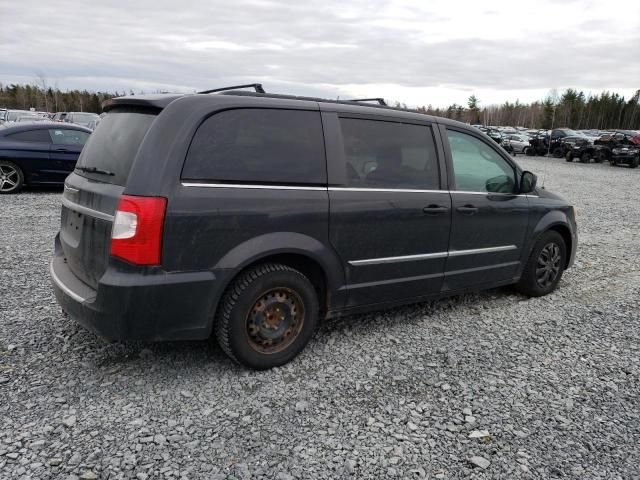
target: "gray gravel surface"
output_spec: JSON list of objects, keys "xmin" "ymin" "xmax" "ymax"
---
[{"xmin": 1, "ymin": 157, "xmax": 639, "ymax": 479}]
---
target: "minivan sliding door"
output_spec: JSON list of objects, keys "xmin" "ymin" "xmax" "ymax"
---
[{"xmin": 324, "ymin": 112, "xmax": 451, "ymax": 308}]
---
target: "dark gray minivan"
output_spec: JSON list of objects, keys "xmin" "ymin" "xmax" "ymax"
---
[{"xmin": 51, "ymin": 87, "xmax": 577, "ymax": 369}]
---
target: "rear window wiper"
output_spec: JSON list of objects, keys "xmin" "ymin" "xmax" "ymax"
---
[{"xmin": 75, "ymin": 166, "xmax": 115, "ymax": 176}]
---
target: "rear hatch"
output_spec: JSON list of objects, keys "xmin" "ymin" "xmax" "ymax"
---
[{"xmin": 60, "ymin": 106, "xmax": 158, "ymax": 289}]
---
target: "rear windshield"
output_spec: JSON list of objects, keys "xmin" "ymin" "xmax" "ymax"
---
[{"xmin": 75, "ymin": 107, "xmax": 158, "ymax": 185}]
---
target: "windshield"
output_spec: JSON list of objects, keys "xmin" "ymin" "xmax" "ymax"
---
[{"xmin": 75, "ymin": 107, "xmax": 158, "ymax": 186}]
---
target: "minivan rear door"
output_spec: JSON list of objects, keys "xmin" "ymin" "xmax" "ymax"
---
[
  {"xmin": 324, "ymin": 111, "xmax": 451, "ymax": 308},
  {"xmin": 59, "ymin": 107, "xmax": 158, "ymax": 288}
]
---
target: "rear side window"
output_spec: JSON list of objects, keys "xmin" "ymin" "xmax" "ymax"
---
[
  {"xmin": 339, "ymin": 118, "xmax": 439, "ymax": 189},
  {"xmin": 75, "ymin": 107, "xmax": 157, "ymax": 186},
  {"xmin": 49, "ymin": 129, "xmax": 90, "ymax": 145},
  {"xmin": 183, "ymin": 109, "xmax": 326, "ymax": 185},
  {"xmin": 7, "ymin": 129, "xmax": 51, "ymax": 143}
]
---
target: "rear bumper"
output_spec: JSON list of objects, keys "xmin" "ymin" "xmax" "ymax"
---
[{"xmin": 51, "ymin": 235, "xmax": 228, "ymax": 341}]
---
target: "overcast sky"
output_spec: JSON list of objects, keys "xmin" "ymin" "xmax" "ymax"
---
[{"xmin": 1, "ymin": 0, "xmax": 639, "ymax": 107}]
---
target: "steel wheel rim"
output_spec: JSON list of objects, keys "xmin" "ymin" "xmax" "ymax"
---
[
  {"xmin": 0, "ymin": 165, "xmax": 19, "ymax": 192},
  {"xmin": 536, "ymin": 242, "xmax": 561, "ymax": 288},
  {"xmin": 246, "ymin": 288, "xmax": 305, "ymax": 354}
]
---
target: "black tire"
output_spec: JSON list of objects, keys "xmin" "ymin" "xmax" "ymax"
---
[
  {"xmin": 609, "ymin": 158, "xmax": 618, "ymax": 166},
  {"xmin": 515, "ymin": 230, "xmax": 566, "ymax": 297},
  {"xmin": 580, "ymin": 152, "xmax": 591, "ymax": 164},
  {"xmin": 214, "ymin": 263, "xmax": 319, "ymax": 369},
  {"xmin": 630, "ymin": 157, "xmax": 639, "ymax": 169},
  {"xmin": 552, "ymin": 147, "xmax": 563, "ymax": 158},
  {"xmin": 0, "ymin": 160, "xmax": 24, "ymax": 194},
  {"xmin": 525, "ymin": 147, "xmax": 535, "ymax": 157},
  {"xmin": 595, "ymin": 151, "xmax": 606, "ymax": 163},
  {"xmin": 565, "ymin": 152, "xmax": 573, "ymax": 162}
]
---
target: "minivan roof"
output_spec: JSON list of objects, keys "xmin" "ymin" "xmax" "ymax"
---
[{"xmin": 103, "ymin": 90, "xmax": 474, "ymax": 128}]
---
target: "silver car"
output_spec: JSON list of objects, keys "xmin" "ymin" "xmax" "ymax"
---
[{"xmin": 504, "ymin": 134, "xmax": 530, "ymax": 154}]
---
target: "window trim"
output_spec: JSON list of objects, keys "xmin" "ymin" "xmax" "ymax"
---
[
  {"xmin": 327, "ymin": 113, "xmax": 445, "ymax": 191},
  {"xmin": 181, "ymin": 107, "xmax": 327, "ymax": 186},
  {"xmin": 440, "ymin": 124, "xmax": 521, "ymax": 194}
]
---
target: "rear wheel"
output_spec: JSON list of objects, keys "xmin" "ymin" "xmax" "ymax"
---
[
  {"xmin": 565, "ymin": 152, "xmax": 573, "ymax": 162},
  {"xmin": 516, "ymin": 231, "xmax": 566, "ymax": 297},
  {"xmin": 214, "ymin": 263, "xmax": 319, "ymax": 369},
  {"xmin": 580, "ymin": 152, "xmax": 591, "ymax": 164},
  {"xmin": 0, "ymin": 161, "xmax": 24, "ymax": 194},
  {"xmin": 552, "ymin": 147, "xmax": 563, "ymax": 158},
  {"xmin": 630, "ymin": 156, "xmax": 639, "ymax": 169}
]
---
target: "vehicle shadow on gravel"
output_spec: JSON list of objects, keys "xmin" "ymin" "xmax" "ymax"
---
[{"xmin": 66, "ymin": 285, "xmax": 525, "ymax": 376}]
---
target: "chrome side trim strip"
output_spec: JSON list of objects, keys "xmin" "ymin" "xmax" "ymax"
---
[
  {"xmin": 448, "ymin": 245, "xmax": 517, "ymax": 257},
  {"xmin": 61, "ymin": 197, "xmax": 114, "ymax": 222},
  {"xmin": 181, "ymin": 182, "xmax": 327, "ymax": 191},
  {"xmin": 329, "ymin": 187, "xmax": 447, "ymax": 194},
  {"xmin": 349, "ymin": 251, "xmax": 449, "ymax": 266},
  {"xmin": 450, "ymin": 190, "xmax": 538, "ymax": 198},
  {"xmin": 50, "ymin": 260, "xmax": 88, "ymax": 303},
  {"xmin": 349, "ymin": 245, "xmax": 517, "ymax": 266},
  {"xmin": 180, "ymin": 183, "xmax": 539, "ymax": 197}
]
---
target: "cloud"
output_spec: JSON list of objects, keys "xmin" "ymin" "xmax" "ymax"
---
[{"xmin": 1, "ymin": 0, "xmax": 639, "ymax": 106}]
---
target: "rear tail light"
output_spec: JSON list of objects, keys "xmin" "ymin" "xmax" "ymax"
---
[{"xmin": 110, "ymin": 195, "xmax": 167, "ymax": 265}]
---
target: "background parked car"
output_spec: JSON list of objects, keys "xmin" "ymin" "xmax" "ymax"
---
[
  {"xmin": 54, "ymin": 112, "xmax": 101, "ymax": 130},
  {"xmin": 0, "ymin": 123, "xmax": 91, "ymax": 193},
  {"xmin": 4, "ymin": 110, "xmax": 34, "ymax": 123},
  {"xmin": 503, "ymin": 134, "xmax": 530, "ymax": 154}
]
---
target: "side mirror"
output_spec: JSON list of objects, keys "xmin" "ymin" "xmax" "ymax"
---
[{"xmin": 520, "ymin": 171, "xmax": 537, "ymax": 194}]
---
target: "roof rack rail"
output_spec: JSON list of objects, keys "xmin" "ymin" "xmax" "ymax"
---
[
  {"xmin": 198, "ymin": 83, "xmax": 266, "ymax": 95},
  {"xmin": 349, "ymin": 97, "xmax": 387, "ymax": 106}
]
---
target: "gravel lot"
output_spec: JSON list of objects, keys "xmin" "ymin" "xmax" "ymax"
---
[{"xmin": 1, "ymin": 156, "xmax": 639, "ymax": 480}]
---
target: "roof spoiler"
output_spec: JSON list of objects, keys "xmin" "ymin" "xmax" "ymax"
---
[{"xmin": 198, "ymin": 83, "xmax": 265, "ymax": 94}]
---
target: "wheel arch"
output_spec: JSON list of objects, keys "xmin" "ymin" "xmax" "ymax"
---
[
  {"xmin": 213, "ymin": 232, "xmax": 347, "ymax": 317},
  {"xmin": 547, "ymin": 224, "xmax": 573, "ymax": 269}
]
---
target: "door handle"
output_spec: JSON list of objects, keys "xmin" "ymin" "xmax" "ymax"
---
[
  {"xmin": 457, "ymin": 205, "xmax": 479, "ymax": 215},
  {"xmin": 54, "ymin": 148, "xmax": 69, "ymax": 152},
  {"xmin": 422, "ymin": 205, "xmax": 449, "ymax": 214}
]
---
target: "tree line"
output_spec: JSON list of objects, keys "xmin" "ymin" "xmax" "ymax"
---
[
  {"xmin": 2, "ymin": 82, "xmax": 639, "ymax": 130},
  {"xmin": 0, "ymin": 82, "xmax": 117, "ymax": 114},
  {"xmin": 413, "ymin": 88, "xmax": 640, "ymax": 130}
]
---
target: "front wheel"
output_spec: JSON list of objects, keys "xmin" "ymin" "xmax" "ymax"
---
[
  {"xmin": 214, "ymin": 263, "xmax": 319, "ymax": 369},
  {"xmin": 552, "ymin": 147, "xmax": 564, "ymax": 158},
  {"xmin": 0, "ymin": 160, "xmax": 24, "ymax": 194},
  {"xmin": 630, "ymin": 157, "xmax": 639, "ymax": 169},
  {"xmin": 580, "ymin": 152, "xmax": 591, "ymax": 164},
  {"xmin": 565, "ymin": 152, "xmax": 573, "ymax": 162},
  {"xmin": 516, "ymin": 231, "xmax": 566, "ymax": 297}
]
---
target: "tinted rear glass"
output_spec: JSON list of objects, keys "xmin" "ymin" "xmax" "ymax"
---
[
  {"xmin": 7, "ymin": 129, "xmax": 51, "ymax": 143},
  {"xmin": 75, "ymin": 107, "xmax": 157, "ymax": 185},
  {"xmin": 182, "ymin": 108, "xmax": 326, "ymax": 185}
]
